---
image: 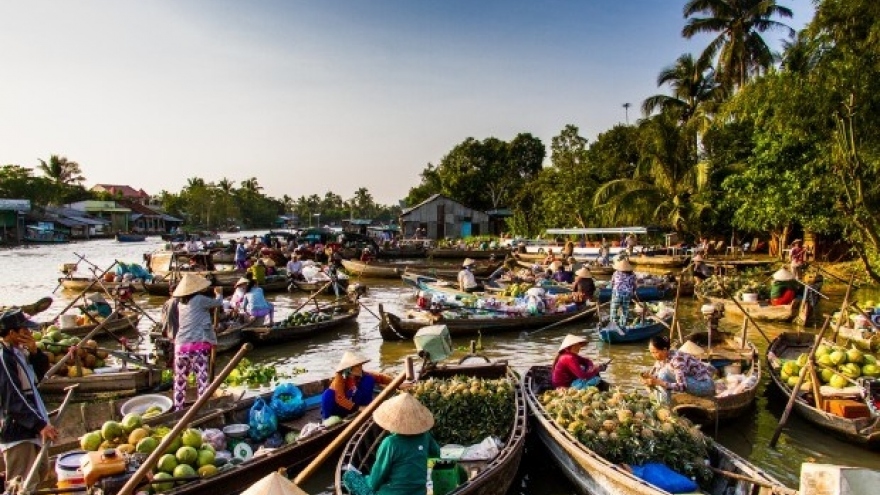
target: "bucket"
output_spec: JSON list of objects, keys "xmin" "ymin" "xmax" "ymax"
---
[
  {"xmin": 741, "ymin": 293, "xmax": 758, "ymax": 303},
  {"xmin": 59, "ymin": 314, "xmax": 78, "ymax": 329},
  {"xmin": 56, "ymin": 450, "xmax": 87, "ymax": 488}
]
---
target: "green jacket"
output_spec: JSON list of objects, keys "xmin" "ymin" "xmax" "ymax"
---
[{"xmin": 369, "ymin": 432, "xmax": 440, "ymax": 495}]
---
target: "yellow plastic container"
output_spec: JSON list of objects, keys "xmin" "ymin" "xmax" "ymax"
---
[{"xmin": 81, "ymin": 449, "xmax": 126, "ymax": 486}]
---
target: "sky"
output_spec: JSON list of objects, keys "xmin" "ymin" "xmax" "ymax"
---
[{"xmin": 0, "ymin": 1, "xmax": 815, "ymax": 206}]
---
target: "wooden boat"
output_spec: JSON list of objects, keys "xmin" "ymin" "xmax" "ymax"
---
[
  {"xmin": 378, "ymin": 303, "xmax": 597, "ymax": 341},
  {"xmin": 142, "ymin": 274, "xmax": 290, "ymax": 296},
  {"xmin": 40, "ymin": 311, "xmax": 141, "ymax": 340},
  {"xmin": 38, "ymin": 366, "xmax": 163, "ymax": 402},
  {"xmin": 626, "ymin": 255, "xmax": 689, "ymax": 268},
  {"xmin": 515, "ymin": 259, "xmax": 615, "ymax": 278},
  {"xmin": 699, "ymin": 294, "xmax": 809, "ymax": 323},
  {"xmin": 152, "ymin": 321, "xmax": 251, "ymax": 365},
  {"xmin": 23, "ymin": 227, "xmax": 69, "ymax": 244},
  {"xmin": 288, "ymin": 275, "xmax": 351, "ymax": 295},
  {"xmin": 242, "ymin": 301, "xmax": 360, "ymax": 345},
  {"xmin": 670, "ymin": 331, "xmax": 760, "ymax": 425},
  {"xmin": 335, "ymin": 360, "xmax": 526, "ymax": 495},
  {"xmin": 598, "ymin": 315, "xmax": 671, "ymax": 343},
  {"xmin": 116, "ymin": 233, "xmax": 148, "ymax": 242},
  {"xmin": 57, "ymin": 277, "xmax": 147, "ymax": 293},
  {"xmin": 597, "ymin": 285, "xmax": 668, "ymax": 303},
  {"xmin": 428, "ymin": 247, "xmax": 510, "ymax": 260},
  {"xmin": 524, "ymin": 365, "xmax": 795, "ymax": 495},
  {"xmin": 341, "ymin": 259, "xmax": 405, "ymax": 278},
  {"xmin": 767, "ymin": 332, "xmax": 880, "ymax": 448}
]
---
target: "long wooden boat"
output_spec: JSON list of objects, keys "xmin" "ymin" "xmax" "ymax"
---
[
  {"xmin": 38, "ymin": 366, "xmax": 163, "ymax": 402},
  {"xmin": 341, "ymin": 259, "xmax": 405, "ymax": 278},
  {"xmin": 242, "ymin": 302, "xmax": 360, "ymax": 345},
  {"xmin": 335, "ymin": 360, "xmax": 526, "ymax": 495},
  {"xmin": 514, "ymin": 260, "xmax": 615, "ymax": 278},
  {"xmin": 142, "ymin": 274, "xmax": 289, "ymax": 296},
  {"xmin": 767, "ymin": 332, "xmax": 880, "ymax": 448},
  {"xmin": 40, "ymin": 312, "xmax": 141, "ymax": 340},
  {"xmin": 670, "ymin": 331, "xmax": 760, "ymax": 425},
  {"xmin": 288, "ymin": 275, "xmax": 351, "ymax": 295},
  {"xmin": 343, "ymin": 259, "xmax": 502, "ymax": 280},
  {"xmin": 524, "ymin": 365, "xmax": 795, "ymax": 495},
  {"xmin": 428, "ymin": 248, "xmax": 510, "ymax": 260},
  {"xmin": 57, "ymin": 277, "xmax": 147, "ymax": 293},
  {"xmin": 597, "ymin": 315, "xmax": 671, "ymax": 343},
  {"xmin": 699, "ymin": 294, "xmax": 810, "ymax": 323},
  {"xmin": 596, "ymin": 285, "xmax": 668, "ymax": 304},
  {"xmin": 378, "ymin": 303, "xmax": 597, "ymax": 341},
  {"xmin": 116, "ymin": 233, "xmax": 148, "ymax": 242},
  {"xmin": 626, "ymin": 255, "xmax": 689, "ymax": 268}
]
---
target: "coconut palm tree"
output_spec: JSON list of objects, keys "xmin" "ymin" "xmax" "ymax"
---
[
  {"xmin": 682, "ymin": 0, "xmax": 794, "ymax": 90},
  {"xmin": 38, "ymin": 155, "xmax": 85, "ymax": 185},
  {"xmin": 641, "ymin": 53, "xmax": 722, "ymax": 126}
]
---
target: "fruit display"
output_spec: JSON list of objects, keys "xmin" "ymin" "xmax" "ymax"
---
[
  {"xmin": 411, "ymin": 376, "xmax": 515, "ymax": 445},
  {"xmin": 33, "ymin": 328, "xmax": 107, "ymax": 377},
  {"xmin": 273, "ymin": 310, "xmax": 333, "ymax": 328},
  {"xmin": 778, "ymin": 344, "xmax": 880, "ymax": 390},
  {"xmin": 539, "ymin": 387, "xmax": 712, "ymax": 485},
  {"xmin": 694, "ymin": 271, "xmax": 770, "ymax": 300},
  {"xmin": 498, "ymin": 283, "xmax": 532, "ymax": 298}
]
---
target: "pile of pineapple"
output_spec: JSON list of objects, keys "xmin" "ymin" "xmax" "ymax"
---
[
  {"xmin": 540, "ymin": 387, "xmax": 712, "ymax": 485},
  {"xmin": 411, "ymin": 375, "xmax": 515, "ymax": 445}
]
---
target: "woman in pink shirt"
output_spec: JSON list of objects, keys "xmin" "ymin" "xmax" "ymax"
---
[{"xmin": 551, "ymin": 334, "xmax": 607, "ymax": 389}]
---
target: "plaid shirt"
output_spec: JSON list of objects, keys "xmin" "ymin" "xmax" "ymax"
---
[{"xmin": 651, "ymin": 350, "xmax": 713, "ymax": 392}]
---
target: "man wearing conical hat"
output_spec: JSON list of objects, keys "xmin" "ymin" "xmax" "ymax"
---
[
  {"xmin": 609, "ymin": 257, "xmax": 636, "ymax": 329},
  {"xmin": 770, "ymin": 267, "xmax": 799, "ymax": 306},
  {"xmin": 342, "ymin": 393, "xmax": 440, "ymax": 495},
  {"xmin": 551, "ymin": 334, "xmax": 607, "ymax": 389},
  {"xmin": 321, "ymin": 351, "xmax": 392, "ymax": 420}
]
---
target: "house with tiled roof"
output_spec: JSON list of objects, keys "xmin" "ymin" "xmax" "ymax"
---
[
  {"xmin": 91, "ymin": 184, "xmax": 150, "ymax": 204},
  {"xmin": 116, "ymin": 200, "xmax": 182, "ymax": 234}
]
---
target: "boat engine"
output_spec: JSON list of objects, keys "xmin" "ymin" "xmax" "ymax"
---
[{"xmin": 700, "ymin": 303, "xmax": 724, "ymax": 334}]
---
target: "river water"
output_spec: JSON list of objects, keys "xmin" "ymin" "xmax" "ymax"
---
[{"xmin": 1, "ymin": 232, "xmax": 878, "ymax": 494}]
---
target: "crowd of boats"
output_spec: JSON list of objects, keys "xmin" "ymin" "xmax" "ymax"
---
[{"xmin": 7, "ymin": 234, "xmax": 880, "ymax": 495}]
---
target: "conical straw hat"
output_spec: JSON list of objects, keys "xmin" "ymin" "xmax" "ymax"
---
[
  {"xmin": 240, "ymin": 471, "xmax": 308, "ymax": 495},
  {"xmin": 373, "ymin": 393, "xmax": 434, "ymax": 435},
  {"xmin": 462, "ymin": 258, "xmax": 476, "ymax": 267},
  {"xmin": 772, "ymin": 268, "xmax": 795, "ymax": 281},
  {"xmin": 575, "ymin": 267, "xmax": 592, "ymax": 278},
  {"xmin": 613, "ymin": 258, "xmax": 632, "ymax": 271},
  {"xmin": 336, "ymin": 351, "xmax": 370, "ymax": 372},
  {"xmin": 558, "ymin": 334, "xmax": 588, "ymax": 353},
  {"xmin": 172, "ymin": 273, "xmax": 212, "ymax": 297},
  {"xmin": 678, "ymin": 341, "xmax": 705, "ymax": 357},
  {"xmin": 235, "ymin": 277, "xmax": 250, "ymax": 287}
]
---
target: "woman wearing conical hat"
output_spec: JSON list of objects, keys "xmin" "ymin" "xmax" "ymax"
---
[
  {"xmin": 321, "ymin": 351, "xmax": 392, "ymax": 420},
  {"xmin": 551, "ymin": 334, "xmax": 607, "ymax": 389},
  {"xmin": 609, "ymin": 257, "xmax": 636, "ymax": 328},
  {"xmin": 770, "ymin": 267, "xmax": 798, "ymax": 306},
  {"xmin": 572, "ymin": 267, "xmax": 596, "ymax": 303},
  {"xmin": 341, "ymin": 393, "xmax": 440, "ymax": 495},
  {"xmin": 457, "ymin": 258, "xmax": 484, "ymax": 293}
]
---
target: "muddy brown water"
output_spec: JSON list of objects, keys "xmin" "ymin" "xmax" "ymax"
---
[{"xmin": 2, "ymin": 234, "xmax": 879, "ymax": 493}]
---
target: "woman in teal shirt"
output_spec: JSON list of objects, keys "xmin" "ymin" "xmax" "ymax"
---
[{"xmin": 344, "ymin": 393, "xmax": 440, "ymax": 495}]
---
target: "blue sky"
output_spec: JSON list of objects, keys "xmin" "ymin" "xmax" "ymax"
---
[{"xmin": 0, "ymin": 1, "xmax": 814, "ymax": 205}]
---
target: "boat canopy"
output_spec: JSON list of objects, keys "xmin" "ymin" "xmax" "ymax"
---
[{"xmin": 545, "ymin": 227, "xmax": 648, "ymax": 235}]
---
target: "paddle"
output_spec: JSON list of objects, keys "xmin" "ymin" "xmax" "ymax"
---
[
  {"xmin": 292, "ymin": 371, "xmax": 408, "ymax": 487},
  {"xmin": 520, "ymin": 302, "xmax": 608, "ymax": 338},
  {"xmin": 116, "ymin": 343, "xmax": 252, "ymax": 495},
  {"xmin": 20, "ymin": 384, "xmax": 77, "ymax": 495},
  {"xmin": 290, "ymin": 281, "xmax": 333, "ymax": 315},
  {"xmin": 707, "ymin": 466, "xmax": 799, "ymax": 495},
  {"xmin": 769, "ymin": 315, "xmax": 831, "ymax": 448}
]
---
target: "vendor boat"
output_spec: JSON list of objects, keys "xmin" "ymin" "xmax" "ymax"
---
[
  {"xmin": 58, "ymin": 277, "xmax": 147, "ymax": 293},
  {"xmin": 597, "ymin": 314, "xmax": 672, "ymax": 344},
  {"xmin": 242, "ymin": 298, "xmax": 360, "ymax": 345},
  {"xmin": 116, "ymin": 233, "xmax": 148, "ymax": 242},
  {"xmin": 40, "ymin": 311, "xmax": 141, "ymax": 340},
  {"xmin": 38, "ymin": 365, "xmax": 163, "ymax": 402}
]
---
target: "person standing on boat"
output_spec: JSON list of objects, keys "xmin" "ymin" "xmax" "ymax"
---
[
  {"xmin": 642, "ymin": 335, "xmax": 715, "ymax": 403},
  {"xmin": 172, "ymin": 274, "xmax": 224, "ymax": 411},
  {"xmin": 321, "ymin": 352, "xmax": 392, "ymax": 420},
  {"xmin": 789, "ymin": 239, "xmax": 806, "ymax": 279},
  {"xmin": 0, "ymin": 309, "xmax": 56, "ymax": 489},
  {"xmin": 609, "ymin": 258, "xmax": 636, "ymax": 328},
  {"xmin": 625, "ymin": 233, "xmax": 637, "ymax": 255},
  {"xmin": 572, "ymin": 267, "xmax": 596, "ymax": 303},
  {"xmin": 342, "ymin": 393, "xmax": 440, "ymax": 495},
  {"xmin": 457, "ymin": 258, "xmax": 484, "ymax": 293},
  {"xmin": 692, "ymin": 254, "xmax": 712, "ymax": 284},
  {"xmin": 551, "ymin": 334, "xmax": 607, "ymax": 389},
  {"xmin": 234, "ymin": 240, "xmax": 248, "ymax": 270}
]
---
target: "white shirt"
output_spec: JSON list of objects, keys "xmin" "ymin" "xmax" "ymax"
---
[{"xmin": 458, "ymin": 268, "xmax": 477, "ymax": 290}]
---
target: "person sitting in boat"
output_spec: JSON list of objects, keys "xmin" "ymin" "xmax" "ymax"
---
[
  {"xmin": 566, "ymin": 256, "xmax": 581, "ymax": 273},
  {"xmin": 551, "ymin": 334, "xmax": 606, "ymax": 389},
  {"xmin": 184, "ymin": 238, "xmax": 202, "ymax": 253},
  {"xmin": 240, "ymin": 279, "xmax": 274, "ymax": 325},
  {"xmin": 596, "ymin": 243, "xmax": 611, "ymax": 267},
  {"xmin": 360, "ymin": 247, "xmax": 375, "ymax": 263},
  {"xmin": 457, "ymin": 258, "xmax": 484, "ymax": 293},
  {"xmin": 789, "ymin": 239, "xmax": 806, "ymax": 279},
  {"xmin": 487, "ymin": 258, "xmax": 519, "ymax": 287},
  {"xmin": 225, "ymin": 277, "xmax": 249, "ymax": 314},
  {"xmin": 550, "ymin": 260, "xmax": 573, "ymax": 284},
  {"xmin": 609, "ymin": 257, "xmax": 636, "ymax": 328},
  {"xmin": 342, "ymin": 393, "xmax": 440, "ymax": 495},
  {"xmin": 770, "ymin": 268, "xmax": 799, "ymax": 306},
  {"xmin": 641, "ymin": 335, "xmax": 715, "ymax": 403},
  {"xmin": 248, "ymin": 259, "xmax": 267, "ymax": 285},
  {"xmin": 543, "ymin": 248, "xmax": 557, "ymax": 265},
  {"xmin": 80, "ymin": 292, "xmax": 112, "ymax": 319},
  {"xmin": 321, "ymin": 352, "xmax": 392, "ymax": 420},
  {"xmin": 692, "ymin": 254, "xmax": 712, "ymax": 284},
  {"xmin": 572, "ymin": 267, "xmax": 596, "ymax": 303},
  {"xmin": 285, "ymin": 254, "xmax": 305, "ymax": 281}
]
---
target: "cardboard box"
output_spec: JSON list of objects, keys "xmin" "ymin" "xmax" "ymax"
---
[{"xmin": 821, "ymin": 399, "xmax": 871, "ymax": 419}]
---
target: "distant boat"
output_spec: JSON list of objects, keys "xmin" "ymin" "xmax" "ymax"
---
[
  {"xmin": 115, "ymin": 233, "xmax": 147, "ymax": 242},
  {"xmin": 23, "ymin": 226, "xmax": 69, "ymax": 244},
  {"xmin": 226, "ymin": 225, "xmax": 241, "ymax": 233}
]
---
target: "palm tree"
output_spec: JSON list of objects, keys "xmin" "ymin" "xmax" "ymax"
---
[
  {"xmin": 641, "ymin": 53, "xmax": 722, "ymax": 126},
  {"xmin": 38, "ymin": 155, "xmax": 85, "ymax": 185},
  {"xmin": 682, "ymin": 0, "xmax": 794, "ymax": 90},
  {"xmin": 240, "ymin": 177, "xmax": 262, "ymax": 193},
  {"xmin": 622, "ymin": 103, "xmax": 631, "ymax": 125}
]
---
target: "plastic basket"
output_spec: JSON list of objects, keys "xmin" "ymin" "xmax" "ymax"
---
[{"xmin": 431, "ymin": 459, "xmax": 466, "ymax": 495}]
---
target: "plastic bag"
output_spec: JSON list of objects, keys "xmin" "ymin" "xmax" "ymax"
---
[
  {"xmin": 461, "ymin": 436, "xmax": 501, "ymax": 461},
  {"xmin": 630, "ymin": 463, "xmax": 698, "ymax": 493},
  {"xmin": 248, "ymin": 398, "xmax": 278, "ymax": 441},
  {"xmin": 270, "ymin": 382, "xmax": 306, "ymax": 420},
  {"xmin": 202, "ymin": 428, "xmax": 226, "ymax": 451}
]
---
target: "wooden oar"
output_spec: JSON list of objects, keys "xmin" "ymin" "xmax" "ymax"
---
[
  {"xmin": 290, "ymin": 281, "xmax": 334, "ymax": 315},
  {"xmin": 39, "ymin": 309, "xmax": 122, "ymax": 384},
  {"xmin": 292, "ymin": 371, "xmax": 408, "ymax": 487},
  {"xmin": 21, "ymin": 384, "xmax": 77, "ymax": 495},
  {"xmin": 116, "ymin": 343, "xmax": 252, "ymax": 495},
  {"xmin": 769, "ymin": 315, "xmax": 831, "ymax": 447},
  {"xmin": 708, "ymin": 466, "xmax": 799, "ymax": 495},
  {"xmin": 521, "ymin": 302, "xmax": 608, "ymax": 338}
]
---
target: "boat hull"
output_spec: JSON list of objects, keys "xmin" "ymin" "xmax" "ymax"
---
[
  {"xmin": 58, "ymin": 277, "xmax": 146, "ymax": 293},
  {"xmin": 700, "ymin": 295, "xmax": 805, "ymax": 323},
  {"xmin": 38, "ymin": 368, "xmax": 162, "ymax": 401},
  {"xmin": 597, "ymin": 317, "xmax": 669, "ymax": 343},
  {"xmin": 243, "ymin": 304, "xmax": 359, "ymax": 344}
]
